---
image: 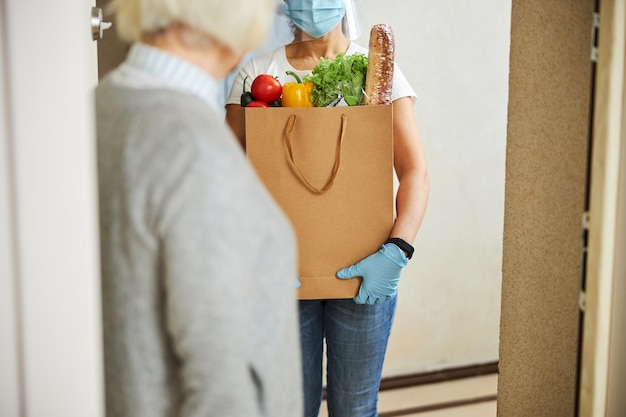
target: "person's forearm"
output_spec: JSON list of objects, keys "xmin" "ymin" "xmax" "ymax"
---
[
  {"xmin": 388, "ymin": 97, "xmax": 429, "ymax": 245},
  {"xmin": 389, "ymin": 168, "xmax": 430, "ymax": 244}
]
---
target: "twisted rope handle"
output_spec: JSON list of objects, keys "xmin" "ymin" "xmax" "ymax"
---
[{"xmin": 283, "ymin": 113, "xmax": 347, "ymax": 194}]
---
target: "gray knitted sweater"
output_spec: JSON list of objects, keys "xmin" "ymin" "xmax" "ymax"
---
[{"xmin": 96, "ymin": 79, "xmax": 302, "ymax": 417}]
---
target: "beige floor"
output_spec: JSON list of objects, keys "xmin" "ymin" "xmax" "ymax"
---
[{"xmin": 318, "ymin": 373, "xmax": 498, "ymax": 417}]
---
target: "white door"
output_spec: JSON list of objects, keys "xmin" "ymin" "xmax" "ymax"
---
[{"xmin": 0, "ymin": 0, "xmax": 105, "ymax": 416}]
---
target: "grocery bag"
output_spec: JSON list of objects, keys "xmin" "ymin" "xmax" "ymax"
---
[{"xmin": 245, "ymin": 105, "xmax": 394, "ymax": 299}]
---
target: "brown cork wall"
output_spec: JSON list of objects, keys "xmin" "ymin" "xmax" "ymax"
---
[{"xmin": 498, "ymin": 1, "xmax": 595, "ymax": 416}]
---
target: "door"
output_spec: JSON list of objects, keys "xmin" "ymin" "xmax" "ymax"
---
[{"xmin": 0, "ymin": 0, "xmax": 104, "ymax": 416}]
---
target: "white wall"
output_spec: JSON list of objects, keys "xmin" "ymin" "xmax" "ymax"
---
[{"xmin": 354, "ymin": 1, "xmax": 512, "ymax": 375}]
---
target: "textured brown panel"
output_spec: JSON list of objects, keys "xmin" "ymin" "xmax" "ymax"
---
[{"xmin": 498, "ymin": 1, "xmax": 594, "ymax": 416}]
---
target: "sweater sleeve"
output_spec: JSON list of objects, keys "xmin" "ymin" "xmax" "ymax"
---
[{"xmin": 153, "ymin": 125, "xmax": 262, "ymax": 417}]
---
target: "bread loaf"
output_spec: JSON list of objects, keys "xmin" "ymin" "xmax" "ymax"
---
[{"xmin": 364, "ymin": 24, "xmax": 395, "ymax": 105}]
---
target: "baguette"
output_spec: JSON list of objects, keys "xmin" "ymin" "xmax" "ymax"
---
[{"xmin": 364, "ymin": 24, "xmax": 395, "ymax": 105}]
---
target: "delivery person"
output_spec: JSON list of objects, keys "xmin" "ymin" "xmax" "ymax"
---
[
  {"xmin": 96, "ymin": 0, "xmax": 303, "ymax": 416},
  {"xmin": 225, "ymin": 1, "xmax": 429, "ymax": 416}
]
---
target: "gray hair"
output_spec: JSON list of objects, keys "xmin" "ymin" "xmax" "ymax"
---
[{"xmin": 109, "ymin": 0, "xmax": 277, "ymax": 53}]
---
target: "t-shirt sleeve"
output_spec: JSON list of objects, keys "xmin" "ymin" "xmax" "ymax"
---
[
  {"xmin": 225, "ymin": 63, "xmax": 253, "ymax": 106},
  {"xmin": 350, "ymin": 42, "xmax": 417, "ymax": 103},
  {"xmin": 391, "ymin": 64, "xmax": 418, "ymax": 103}
]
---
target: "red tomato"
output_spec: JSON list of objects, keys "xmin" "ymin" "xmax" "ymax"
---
[
  {"xmin": 246, "ymin": 100, "xmax": 270, "ymax": 108},
  {"xmin": 251, "ymin": 74, "xmax": 282, "ymax": 104}
]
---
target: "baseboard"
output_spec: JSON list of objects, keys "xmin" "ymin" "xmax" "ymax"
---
[
  {"xmin": 322, "ymin": 361, "xmax": 498, "ymax": 400},
  {"xmin": 320, "ymin": 362, "xmax": 499, "ymax": 415},
  {"xmin": 376, "ymin": 362, "xmax": 499, "ymax": 416},
  {"xmin": 378, "ymin": 361, "xmax": 499, "ymax": 392},
  {"xmin": 378, "ymin": 394, "xmax": 498, "ymax": 417}
]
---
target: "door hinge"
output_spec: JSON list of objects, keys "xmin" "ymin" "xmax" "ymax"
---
[
  {"xmin": 579, "ymin": 290, "xmax": 586, "ymax": 312},
  {"xmin": 579, "ymin": 211, "xmax": 590, "ymax": 312},
  {"xmin": 590, "ymin": 12, "xmax": 599, "ymax": 62},
  {"xmin": 581, "ymin": 210, "xmax": 590, "ymax": 230}
]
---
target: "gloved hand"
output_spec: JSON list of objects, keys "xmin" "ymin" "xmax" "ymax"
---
[
  {"xmin": 296, "ymin": 278, "xmax": 302, "ymax": 289},
  {"xmin": 336, "ymin": 243, "xmax": 408, "ymax": 305}
]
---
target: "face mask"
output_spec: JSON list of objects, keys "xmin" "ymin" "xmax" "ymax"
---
[{"xmin": 285, "ymin": 0, "xmax": 346, "ymax": 39}]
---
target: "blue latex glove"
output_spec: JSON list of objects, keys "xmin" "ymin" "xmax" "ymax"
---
[
  {"xmin": 296, "ymin": 278, "xmax": 302, "ymax": 289},
  {"xmin": 336, "ymin": 243, "xmax": 408, "ymax": 305}
]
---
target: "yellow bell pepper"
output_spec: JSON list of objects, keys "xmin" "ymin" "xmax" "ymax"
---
[{"xmin": 281, "ymin": 71, "xmax": 314, "ymax": 107}]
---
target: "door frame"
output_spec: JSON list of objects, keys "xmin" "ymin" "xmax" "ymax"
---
[
  {"xmin": 578, "ymin": 0, "xmax": 626, "ymax": 415},
  {"xmin": 0, "ymin": 0, "xmax": 21, "ymax": 414}
]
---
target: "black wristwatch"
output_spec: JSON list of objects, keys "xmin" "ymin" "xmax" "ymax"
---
[{"xmin": 385, "ymin": 237, "xmax": 414, "ymax": 260}]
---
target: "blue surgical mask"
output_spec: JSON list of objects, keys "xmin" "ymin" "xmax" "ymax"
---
[{"xmin": 285, "ymin": 0, "xmax": 346, "ymax": 39}]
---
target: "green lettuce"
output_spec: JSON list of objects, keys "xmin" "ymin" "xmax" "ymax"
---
[{"xmin": 303, "ymin": 52, "xmax": 368, "ymax": 107}]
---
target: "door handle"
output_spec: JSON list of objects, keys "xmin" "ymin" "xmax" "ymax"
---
[{"xmin": 91, "ymin": 7, "xmax": 112, "ymax": 41}]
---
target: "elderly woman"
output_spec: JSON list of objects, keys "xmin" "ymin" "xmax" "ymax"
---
[
  {"xmin": 225, "ymin": 1, "xmax": 429, "ymax": 416},
  {"xmin": 96, "ymin": 1, "xmax": 302, "ymax": 416}
]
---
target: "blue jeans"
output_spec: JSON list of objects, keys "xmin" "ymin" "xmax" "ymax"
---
[{"xmin": 298, "ymin": 297, "xmax": 398, "ymax": 417}]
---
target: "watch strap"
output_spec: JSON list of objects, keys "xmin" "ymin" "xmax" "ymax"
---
[{"xmin": 385, "ymin": 237, "xmax": 414, "ymax": 260}]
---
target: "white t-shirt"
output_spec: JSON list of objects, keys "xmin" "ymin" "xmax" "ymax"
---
[{"xmin": 225, "ymin": 42, "xmax": 417, "ymax": 106}]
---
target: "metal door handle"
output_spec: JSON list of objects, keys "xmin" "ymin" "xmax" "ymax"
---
[{"xmin": 91, "ymin": 7, "xmax": 112, "ymax": 41}]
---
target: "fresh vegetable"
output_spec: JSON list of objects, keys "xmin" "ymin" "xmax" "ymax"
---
[
  {"xmin": 240, "ymin": 75, "xmax": 254, "ymax": 107},
  {"xmin": 247, "ymin": 100, "xmax": 270, "ymax": 108},
  {"xmin": 281, "ymin": 71, "xmax": 314, "ymax": 107},
  {"xmin": 251, "ymin": 74, "xmax": 282, "ymax": 104},
  {"xmin": 303, "ymin": 53, "xmax": 369, "ymax": 107}
]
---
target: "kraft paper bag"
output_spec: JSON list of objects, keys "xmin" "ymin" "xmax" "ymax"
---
[{"xmin": 245, "ymin": 105, "xmax": 394, "ymax": 299}]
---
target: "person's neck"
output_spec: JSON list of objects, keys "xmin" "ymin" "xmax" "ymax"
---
[{"xmin": 287, "ymin": 26, "xmax": 350, "ymax": 70}]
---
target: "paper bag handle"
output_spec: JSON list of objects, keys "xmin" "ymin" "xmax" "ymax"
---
[{"xmin": 283, "ymin": 113, "xmax": 346, "ymax": 195}]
